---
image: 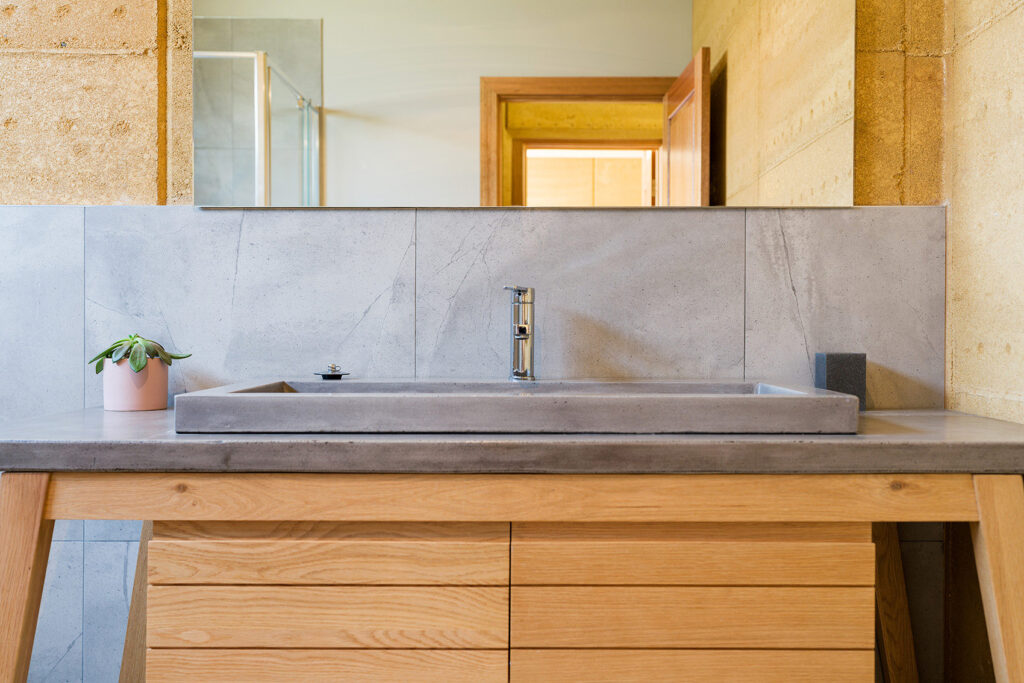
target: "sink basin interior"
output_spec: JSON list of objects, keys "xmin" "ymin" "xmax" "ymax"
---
[{"xmin": 234, "ymin": 380, "xmax": 805, "ymax": 396}]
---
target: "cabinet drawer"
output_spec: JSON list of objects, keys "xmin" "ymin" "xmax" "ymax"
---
[
  {"xmin": 512, "ymin": 539, "xmax": 873, "ymax": 585},
  {"xmin": 148, "ymin": 649, "xmax": 508, "ymax": 683},
  {"xmin": 511, "ymin": 522, "xmax": 874, "ymax": 586},
  {"xmin": 148, "ymin": 585, "xmax": 509, "ymax": 648},
  {"xmin": 150, "ymin": 522, "xmax": 509, "ymax": 585},
  {"xmin": 510, "ymin": 650, "xmax": 874, "ymax": 682},
  {"xmin": 511, "ymin": 586, "xmax": 874, "ymax": 649}
]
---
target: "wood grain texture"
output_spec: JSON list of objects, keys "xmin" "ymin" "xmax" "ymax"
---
[
  {"xmin": 0, "ymin": 472, "xmax": 53, "ymax": 683},
  {"xmin": 873, "ymin": 521, "xmax": 919, "ymax": 683},
  {"xmin": 512, "ymin": 539, "xmax": 874, "ymax": 585},
  {"xmin": 45, "ymin": 473, "xmax": 980, "ymax": 521},
  {"xmin": 149, "ymin": 538, "xmax": 509, "ymax": 585},
  {"xmin": 147, "ymin": 649, "xmax": 508, "ymax": 682},
  {"xmin": 513, "ymin": 521, "xmax": 872, "ymax": 542},
  {"xmin": 148, "ymin": 585, "xmax": 508, "ymax": 648},
  {"xmin": 510, "ymin": 649, "xmax": 875, "ymax": 682},
  {"xmin": 511, "ymin": 586, "xmax": 874, "ymax": 648},
  {"xmin": 119, "ymin": 520, "xmax": 152, "ymax": 683},
  {"xmin": 153, "ymin": 521, "xmax": 508, "ymax": 540},
  {"xmin": 972, "ymin": 475, "xmax": 1024, "ymax": 683},
  {"xmin": 662, "ymin": 46, "xmax": 711, "ymax": 206}
]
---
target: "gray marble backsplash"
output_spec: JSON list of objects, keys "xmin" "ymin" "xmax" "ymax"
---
[{"xmin": 0, "ymin": 204, "xmax": 945, "ymax": 680}]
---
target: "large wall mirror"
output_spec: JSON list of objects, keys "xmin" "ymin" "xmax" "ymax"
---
[{"xmin": 192, "ymin": 1, "xmax": 856, "ymax": 208}]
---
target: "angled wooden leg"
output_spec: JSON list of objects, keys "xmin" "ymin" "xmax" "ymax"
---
[
  {"xmin": 873, "ymin": 522, "xmax": 919, "ymax": 683},
  {"xmin": 973, "ymin": 475, "xmax": 1024, "ymax": 683},
  {"xmin": 0, "ymin": 473, "xmax": 54, "ymax": 683},
  {"xmin": 120, "ymin": 521, "xmax": 153, "ymax": 683}
]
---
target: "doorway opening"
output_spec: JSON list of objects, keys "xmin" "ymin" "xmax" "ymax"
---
[
  {"xmin": 480, "ymin": 65, "xmax": 709, "ymax": 207},
  {"xmin": 522, "ymin": 146, "xmax": 658, "ymax": 207}
]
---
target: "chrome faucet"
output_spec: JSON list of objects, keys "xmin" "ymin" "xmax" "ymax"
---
[{"xmin": 504, "ymin": 285, "xmax": 535, "ymax": 381}]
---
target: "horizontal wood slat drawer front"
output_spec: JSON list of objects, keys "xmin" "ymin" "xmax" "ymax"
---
[
  {"xmin": 152, "ymin": 521, "xmax": 510, "ymax": 541},
  {"xmin": 510, "ymin": 650, "xmax": 874, "ymax": 682},
  {"xmin": 511, "ymin": 586, "xmax": 874, "ymax": 649},
  {"xmin": 512, "ymin": 522, "xmax": 872, "ymax": 542},
  {"xmin": 149, "ymin": 539, "xmax": 509, "ymax": 585},
  {"xmin": 512, "ymin": 540, "xmax": 874, "ymax": 585},
  {"xmin": 148, "ymin": 586, "xmax": 509, "ymax": 649},
  {"xmin": 147, "ymin": 649, "xmax": 508, "ymax": 682}
]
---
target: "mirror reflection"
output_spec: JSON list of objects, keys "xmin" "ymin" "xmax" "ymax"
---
[{"xmin": 192, "ymin": 1, "xmax": 855, "ymax": 208}]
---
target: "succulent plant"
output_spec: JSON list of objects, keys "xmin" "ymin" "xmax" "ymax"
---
[{"xmin": 88, "ymin": 334, "xmax": 191, "ymax": 374}]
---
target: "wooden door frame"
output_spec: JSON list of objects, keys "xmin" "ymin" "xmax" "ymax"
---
[
  {"xmin": 512, "ymin": 139, "xmax": 662, "ymax": 207},
  {"xmin": 479, "ymin": 77, "xmax": 676, "ymax": 206},
  {"xmin": 662, "ymin": 46, "xmax": 711, "ymax": 206}
]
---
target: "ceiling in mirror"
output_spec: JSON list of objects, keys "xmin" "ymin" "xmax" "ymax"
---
[{"xmin": 192, "ymin": 0, "xmax": 696, "ymax": 208}]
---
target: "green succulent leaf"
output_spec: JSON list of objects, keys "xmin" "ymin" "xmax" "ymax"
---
[
  {"xmin": 88, "ymin": 342, "xmax": 122, "ymax": 364},
  {"xmin": 88, "ymin": 334, "xmax": 190, "ymax": 371},
  {"xmin": 128, "ymin": 343, "xmax": 148, "ymax": 373},
  {"xmin": 110, "ymin": 343, "xmax": 131, "ymax": 363}
]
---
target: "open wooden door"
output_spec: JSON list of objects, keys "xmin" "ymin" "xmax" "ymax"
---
[{"xmin": 660, "ymin": 47, "xmax": 710, "ymax": 206}]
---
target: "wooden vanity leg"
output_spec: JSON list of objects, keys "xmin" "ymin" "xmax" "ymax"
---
[
  {"xmin": 873, "ymin": 522, "xmax": 919, "ymax": 683},
  {"xmin": 972, "ymin": 475, "xmax": 1024, "ymax": 683},
  {"xmin": 120, "ymin": 521, "xmax": 153, "ymax": 683},
  {"xmin": 0, "ymin": 472, "xmax": 54, "ymax": 683}
]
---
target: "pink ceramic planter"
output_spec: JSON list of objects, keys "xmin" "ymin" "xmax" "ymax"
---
[{"xmin": 103, "ymin": 358, "xmax": 168, "ymax": 411}]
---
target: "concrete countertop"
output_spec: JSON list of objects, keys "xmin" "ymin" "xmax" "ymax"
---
[{"xmin": 2, "ymin": 409, "xmax": 1024, "ymax": 474}]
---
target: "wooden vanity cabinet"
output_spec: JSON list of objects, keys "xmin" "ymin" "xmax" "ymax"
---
[
  {"xmin": 509, "ymin": 522, "xmax": 876, "ymax": 682},
  {"xmin": 144, "ymin": 521, "xmax": 875, "ymax": 681},
  {"xmin": 145, "ymin": 522, "xmax": 509, "ymax": 682}
]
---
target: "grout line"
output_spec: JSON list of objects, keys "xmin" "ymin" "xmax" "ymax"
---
[
  {"xmin": 413, "ymin": 209, "xmax": 418, "ymax": 379},
  {"xmin": 742, "ymin": 209, "xmax": 747, "ymax": 379},
  {"xmin": 78, "ymin": 209, "xmax": 91, "ymax": 683},
  {"xmin": 82, "ymin": 206, "xmax": 86, "ymax": 412},
  {"xmin": 81, "ymin": 526, "xmax": 85, "ymax": 678}
]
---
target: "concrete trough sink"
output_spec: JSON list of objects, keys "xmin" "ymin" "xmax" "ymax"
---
[{"xmin": 174, "ymin": 380, "xmax": 859, "ymax": 434}]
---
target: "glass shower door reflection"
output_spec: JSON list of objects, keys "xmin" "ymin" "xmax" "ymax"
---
[
  {"xmin": 193, "ymin": 50, "xmax": 320, "ymax": 207},
  {"xmin": 268, "ymin": 65, "xmax": 320, "ymax": 207}
]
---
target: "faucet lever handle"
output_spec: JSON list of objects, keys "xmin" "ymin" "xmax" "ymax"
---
[{"xmin": 504, "ymin": 285, "xmax": 534, "ymax": 303}]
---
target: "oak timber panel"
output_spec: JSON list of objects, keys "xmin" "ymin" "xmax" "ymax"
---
[
  {"xmin": 512, "ymin": 539, "xmax": 874, "ymax": 585},
  {"xmin": 972, "ymin": 475, "xmax": 1024, "ymax": 683},
  {"xmin": 510, "ymin": 650, "xmax": 875, "ymax": 682},
  {"xmin": 0, "ymin": 472, "xmax": 53, "ymax": 682},
  {"xmin": 147, "ymin": 649, "xmax": 508, "ymax": 683},
  {"xmin": 45, "ymin": 473, "xmax": 979, "ymax": 522},
  {"xmin": 149, "ymin": 539, "xmax": 509, "ymax": 585},
  {"xmin": 512, "ymin": 521, "xmax": 872, "ymax": 542},
  {"xmin": 152, "ymin": 521, "xmax": 509, "ymax": 540},
  {"xmin": 149, "ymin": 522, "xmax": 509, "ymax": 584},
  {"xmin": 148, "ymin": 586, "xmax": 508, "ymax": 649},
  {"xmin": 511, "ymin": 586, "xmax": 874, "ymax": 648}
]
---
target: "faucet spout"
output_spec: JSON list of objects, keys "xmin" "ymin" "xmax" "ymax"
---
[{"xmin": 504, "ymin": 285, "xmax": 535, "ymax": 381}]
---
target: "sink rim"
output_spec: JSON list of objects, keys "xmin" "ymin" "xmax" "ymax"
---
[{"xmin": 177, "ymin": 378, "xmax": 852, "ymax": 400}]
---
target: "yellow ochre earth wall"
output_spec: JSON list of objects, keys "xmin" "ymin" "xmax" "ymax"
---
[
  {"xmin": 945, "ymin": 0, "xmax": 1024, "ymax": 423},
  {"xmin": 693, "ymin": 0, "xmax": 856, "ymax": 206},
  {"xmin": 0, "ymin": 0, "xmax": 193, "ymax": 204}
]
